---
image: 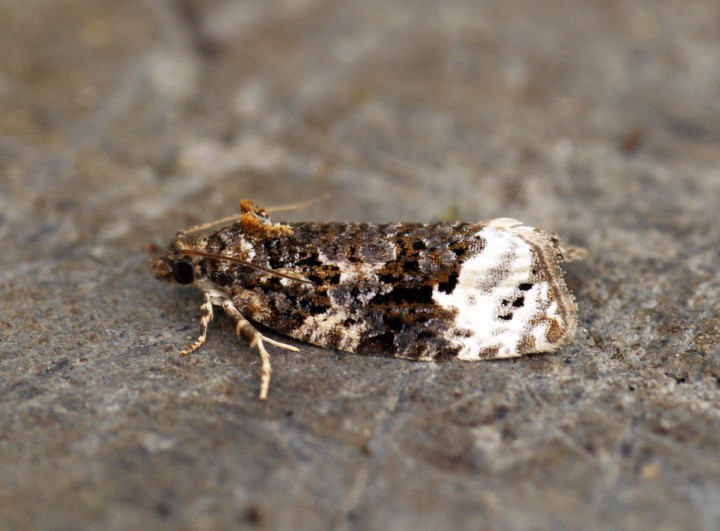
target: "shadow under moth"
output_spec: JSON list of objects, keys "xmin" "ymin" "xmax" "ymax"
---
[{"xmin": 153, "ymin": 199, "xmax": 581, "ymax": 399}]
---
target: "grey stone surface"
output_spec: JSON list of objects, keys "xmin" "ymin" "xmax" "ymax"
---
[{"xmin": 1, "ymin": 1, "xmax": 719, "ymax": 529}]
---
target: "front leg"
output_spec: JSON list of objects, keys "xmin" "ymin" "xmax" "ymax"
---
[
  {"xmin": 180, "ymin": 292, "xmax": 214, "ymax": 356},
  {"xmin": 221, "ymin": 300, "xmax": 299, "ymax": 400}
]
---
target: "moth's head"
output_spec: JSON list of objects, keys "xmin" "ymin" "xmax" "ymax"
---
[
  {"xmin": 152, "ymin": 226, "xmax": 312, "ymax": 287},
  {"xmin": 152, "ymin": 232, "xmax": 206, "ymax": 286}
]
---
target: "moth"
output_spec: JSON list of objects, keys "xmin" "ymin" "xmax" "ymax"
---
[{"xmin": 153, "ymin": 199, "xmax": 581, "ymax": 399}]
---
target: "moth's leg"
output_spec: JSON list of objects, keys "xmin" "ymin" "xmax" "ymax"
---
[
  {"xmin": 180, "ymin": 292, "xmax": 214, "ymax": 356},
  {"xmin": 221, "ymin": 300, "xmax": 299, "ymax": 400}
]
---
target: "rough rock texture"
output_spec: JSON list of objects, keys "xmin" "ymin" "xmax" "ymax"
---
[{"xmin": 1, "ymin": 1, "xmax": 719, "ymax": 529}]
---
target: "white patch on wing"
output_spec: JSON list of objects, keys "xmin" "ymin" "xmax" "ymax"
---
[
  {"xmin": 295, "ymin": 308, "xmax": 366, "ymax": 351},
  {"xmin": 432, "ymin": 222, "xmax": 553, "ymax": 360},
  {"xmin": 319, "ymin": 250, "xmax": 383, "ymax": 279},
  {"xmin": 290, "ymin": 245, "xmax": 391, "ymax": 351},
  {"xmin": 238, "ymin": 236, "xmax": 256, "ymax": 260}
]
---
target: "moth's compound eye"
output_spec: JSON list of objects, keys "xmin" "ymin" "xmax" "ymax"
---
[{"xmin": 172, "ymin": 260, "xmax": 195, "ymax": 284}]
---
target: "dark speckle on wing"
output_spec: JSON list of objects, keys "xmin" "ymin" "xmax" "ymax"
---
[{"xmin": 203, "ymin": 221, "xmax": 487, "ymax": 359}]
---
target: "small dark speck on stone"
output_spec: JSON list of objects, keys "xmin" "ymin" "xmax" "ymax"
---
[
  {"xmin": 242, "ymin": 505, "xmax": 262, "ymax": 526},
  {"xmin": 620, "ymin": 442, "xmax": 633, "ymax": 458},
  {"xmin": 40, "ymin": 358, "xmax": 70, "ymax": 376},
  {"xmin": 619, "ymin": 128, "xmax": 646, "ymax": 154},
  {"xmin": 154, "ymin": 501, "xmax": 172, "ymax": 517}
]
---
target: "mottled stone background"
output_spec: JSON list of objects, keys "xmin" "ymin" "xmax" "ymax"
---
[{"xmin": 1, "ymin": 1, "xmax": 719, "ymax": 529}]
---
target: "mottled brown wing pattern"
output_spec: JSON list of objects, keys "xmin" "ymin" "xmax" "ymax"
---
[{"xmin": 202, "ymin": 220, "xmax": 576, "ymax": 360}]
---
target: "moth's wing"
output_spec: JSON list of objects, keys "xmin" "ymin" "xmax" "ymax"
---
[
  {"xmin": 229, "ymin": 273, "xmax": 401, "ymax": 356},
  {"xmin": 231, "ymin": 220, "xmax": 577, "ymax": 361},
  {"xmin": 271, "ymin": 275, "xmax": 464, "ymax": 361},
  {"xmin": 232, "ymin": 222, "xmax": 473, "ymax": 360},
  {"xmin": 431, "ymin": 219, "xmax": 578, "ymax": 360}
]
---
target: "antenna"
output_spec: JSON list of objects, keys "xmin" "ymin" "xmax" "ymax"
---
[
  {"xmin": 182, "ymin": 194, "xmax": 332, "ymax": 234},
  {"xmin": 178, "ymin": 249, "xmax": 312, "ymax": 285}
]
